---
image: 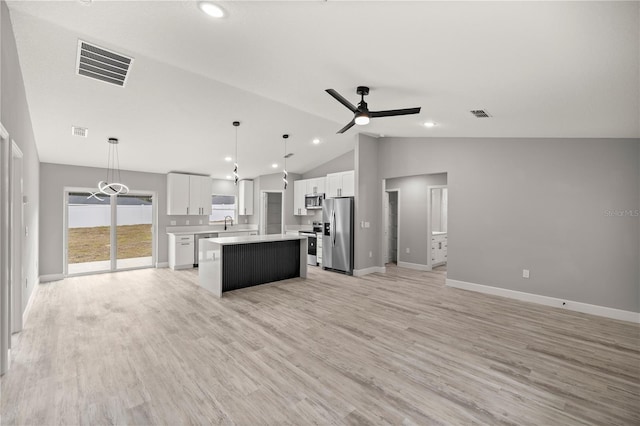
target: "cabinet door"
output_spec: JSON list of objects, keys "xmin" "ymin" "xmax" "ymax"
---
[
  {"xmin": 176, "ymin": 241, "xmax": 194, "ymax": 266},
  {"xmin": 306, "ymin": 178, "xmax": 315, "ymax": 195},
  {"xmin": 167, "ymin": 173, "xmax": 190, "ymax": 215},
  {"xmin": 315, "ymin": 177, "xmax": 326, "ymax": 195},
  {"xmin": 341, "ymin": 171, "xmax": 355, "ymax": 197},
  {"xmin": 188, "ymin": 176, "xmax": 202, "ymax": 215},
  {"xmin": 293, "ymin": 180, "xmax": 307, "ymax": 215},
  {"xmin": 239, "ymin": 180, "xmax": 254, "ymax": 216},
  {"xmin": 200, "ymin": 176, "xmax": 212, "ymax": 216},
  {"xmin": 326, "ymin": 173, "xmax": 341, "ymax": 198}
]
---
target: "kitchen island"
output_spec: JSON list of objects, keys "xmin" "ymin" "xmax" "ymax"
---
[{"xmin": 199, "ymin": 234, "xmax": 307, "ymax": 297}]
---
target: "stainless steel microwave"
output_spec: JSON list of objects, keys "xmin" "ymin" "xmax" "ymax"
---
[{"xmin": 305, "ymin": 193, "xmax": 325, "ymax": 210}]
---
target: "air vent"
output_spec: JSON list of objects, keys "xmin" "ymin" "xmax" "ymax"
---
[
  {"xmin": 76, "ymin": 40, "xmax": 133, "ymax": 87},
  {"xmin": 71, "ymin": 126, "xmax": 88, "ymax": 137},
  {"xmin": 471, "ymin": 110, "xmax": 491, "ymax": 118}
]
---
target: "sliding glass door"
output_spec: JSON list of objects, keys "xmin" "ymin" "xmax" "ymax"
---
[{"xmin": 66, "ymin": 190, "xmax": 155, "ymax": 275}]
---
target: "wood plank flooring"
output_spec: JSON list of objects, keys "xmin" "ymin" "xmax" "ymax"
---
[{"xmin": 1, "ymin": 265, "xmax": 638, "ymax": 425}]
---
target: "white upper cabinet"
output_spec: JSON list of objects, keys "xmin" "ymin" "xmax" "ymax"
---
[
  {"xmin": 238, "ymin": 180, "xmax": 254, "ymax": 216},
  {"xmin": 167, "ymin": 173, "xmax": 190, "ymax": 215},
  {"xmin": 167, "ymin": 173, "xmax": 211, "ymax": 216},
  {"xmin": 326, "ymin": 170, "xmax": 354, "ymax": 198},
  {"xmin": 306, "ymin": 177, "xmax": 326, "ymax": 195},
  {"xmin": 293, "ymin": 180, "xmax": 308, "ymax": 216}
]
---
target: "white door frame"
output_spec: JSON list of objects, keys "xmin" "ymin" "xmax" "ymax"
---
[
  {"xmin": 428, "ymin": 185, "xmax": 448, "ymax": 269},
  {"xmin": 383, "ymin": 188, "xmax": 400, "ymax": 264},
  {"xmin": 63, "ymin": 187, "xmax": 158, "ymax": 276},
  {"xmin": 259, "ymin": 190, "xmax": 285, "ymax": 235},
  {"xmin": 1, "ymin": 122, "xmax": 11, "ymax": 375},
  {"xmin": 10, "ymin": 141, "xmax": 24, "ymax": 334}
]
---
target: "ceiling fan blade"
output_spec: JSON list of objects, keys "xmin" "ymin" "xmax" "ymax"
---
[
  {"xmin": 336, "ymin": 119, "xmax": 356, "ymax": 134},
  {"xmin": 326, "ymin": 89, "xmax": 358, "ymax": 113},
  {"xmin": 370, "ymin": 107, "xmax": 421, "ymax": 118}
]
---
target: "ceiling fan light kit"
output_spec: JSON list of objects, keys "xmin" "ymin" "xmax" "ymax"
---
[
  {"xmin": 326, "ymin": 86, "xmax": 421, "ymax": 134},
  {"xmin": 98, "ymin": 137, "xmax": 129, "ymax": 196}
]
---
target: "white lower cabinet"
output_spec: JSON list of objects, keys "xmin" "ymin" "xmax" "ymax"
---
[
  {"xmin": 169, "ymin": 234, "xmax": 194, "ymax": 270},
  {"xmin": 431, "ymin": 234, "xmax": 447, "ymax": 266}
]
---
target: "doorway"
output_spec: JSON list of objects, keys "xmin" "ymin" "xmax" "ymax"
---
[
  {"xmin": 65, "ymin": 189, "xmax": 155, "ymax": 275},
  {"xmin": 429, "ymin": 186, "xmax": 448, "ymax": 272},
  {"xmin": 10, "ymin": 142, "xmax": 24, "ymax": 334},
  {"xmin": 383, "ymin": 189, "xmax": 399, "ymax": 265},
  {"xmin": 260, "ymin": 191, "xmax": 284, "ymax": 235}
]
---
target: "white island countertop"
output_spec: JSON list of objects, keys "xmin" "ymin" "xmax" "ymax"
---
[{"xmin": 204, "ymin": 234, "xmax": 307, "ymax": 245}]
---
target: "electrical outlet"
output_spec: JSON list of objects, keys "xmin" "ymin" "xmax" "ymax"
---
[
  {"xmin": 364, "ymin": 222, "xmax": 370, "ymax": 228},
  {"xmin": 170, "ymin": 220, "xmax": 176, "ymax": 225},
  {"xmin": 308, "ymin": 220, "xmax": 311, "ymax": 224},
  {"xmin": 186, "ymin": 220, "xmax": 190, "ymax": 225},
  {"xmin": 244, "ymin": 218, "xmax": 248, "ymax": 223},
  {"xmin": 406, "ymin": 247, "xmax": 410, "ymax": 253},
  {"xmin": 199, "ymin": 220, "xmax": 203, "ymax": 225},
  {"xmin": 522, "ymin": 269, "xmax": 530, "ymax": 278},
  {"xmin": 369, "ymin": 251, "xmax": 373, "ymax": 258}
]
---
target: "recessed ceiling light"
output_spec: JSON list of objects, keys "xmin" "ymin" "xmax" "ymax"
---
[
  {"xmin": 198, "ymin": 2, "xmax": 225, "ymax": 18},
  {"xmin": 312, "ymin": 138, "xmax": 320, "ymax": 145},
  {"xmin": 272, "ymin": 163, "xmax": 278, "ymax": 168},
  {"xmin": 424, "ymin": 122, "xmax": 437, "ymax": 128},
  {"xmin": 224, "ymin": 156, "xmax": 232, "ymax": 162}
]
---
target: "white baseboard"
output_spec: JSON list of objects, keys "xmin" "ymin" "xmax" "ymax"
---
[
  {"xmin": 397, "ymin": 261, "xmax": 431, "ymax": 272},
  {"xmin": 156, "ymin": 262, "xmax": 169, "ymax": 268},
  {"xmin": 22, "ymin": 278, "xmax": 39, "ymax": 325},
  {"xmin": 353, "ymin": 266, "xmax": 386, "ymax": 277},
  {"xmin": 446, "ymin": 279, "xmax": 640, "ymax": 324},
  {"xmin": 39, "ymin": 274, "xmax": 64, "ymax": 283}
]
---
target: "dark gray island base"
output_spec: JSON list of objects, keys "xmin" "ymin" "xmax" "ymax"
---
[{"xmin": 199, "ymin": 235, "xmax": 308, "ymax": 297}]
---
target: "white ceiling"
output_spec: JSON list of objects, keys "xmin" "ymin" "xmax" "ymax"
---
[{"xmin": 7, "ymin": 0, "xmax": 640, "ymax": 179}]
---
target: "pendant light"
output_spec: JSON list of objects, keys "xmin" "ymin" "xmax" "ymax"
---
[
  {"xmin": 98, "ymin": 137, "xmax": 129, "ymax": 196},
  {"xmin": 282, "ymin": 134, "xmax": 289, "ymax": 190},
  {"xmin": 233, "ymin": 121, "xmax": 240, "ymax": 185}
]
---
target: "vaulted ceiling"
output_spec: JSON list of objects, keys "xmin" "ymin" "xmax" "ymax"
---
[{"xmin": 7, "ymin": 0, "xmax": 639, "ymax": 179}]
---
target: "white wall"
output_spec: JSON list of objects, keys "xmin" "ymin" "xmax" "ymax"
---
[{"xmin": 1, "ymin": 0, "xmax": 40, "ymax": 317}]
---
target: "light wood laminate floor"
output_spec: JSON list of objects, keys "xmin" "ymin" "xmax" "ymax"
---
[{"xmin": 1, "ymin": 266, "xmax": 639, "ymax": 425}]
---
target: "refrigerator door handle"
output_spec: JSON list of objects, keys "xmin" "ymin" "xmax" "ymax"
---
[{"xmin": 332, "ymin": 209, "xmax": 336, "ymax": 246}]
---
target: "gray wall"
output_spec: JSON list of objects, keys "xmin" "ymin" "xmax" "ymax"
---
[
  {"xmin": 1, "ymin": 1, "xmax": 40, "ymax": 313},
  {"xmin": 247, "ymin": 172, "xmax": 300, "ymax": 227},
  {"xmin": 40, "ymin": 163, "xmax": 170, "ymax": 276},
  {"xmin": 385, "ymin": 173, "xmax": 447, "ymax": 266},
  {"xmin": 302, "ymin": 150, "xmax": 354, "ymax": 180},
  {"xmin": 373, "ymin": 137, "xmax": 639, "ymax": 313},
  {"xmin": 354, "ymin": 134, "xmax": 381, "ymax": 271}
]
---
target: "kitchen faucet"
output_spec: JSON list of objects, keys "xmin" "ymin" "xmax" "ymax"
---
[{"xmin": 224, "ymin": 216, "xmax": 233, "ymax": 230}]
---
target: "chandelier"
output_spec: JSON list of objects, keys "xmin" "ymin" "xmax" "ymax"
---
[{"xmin": 98, "ymin": 137, "xmax": 129, "ymax": 196}]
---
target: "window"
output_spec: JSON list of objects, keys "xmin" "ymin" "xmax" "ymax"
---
[{"xmin": 209, "ymin": 195, "xmax": 237, "ymax": 223}]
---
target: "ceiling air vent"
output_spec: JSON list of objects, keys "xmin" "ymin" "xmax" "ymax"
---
[
  {"xmin": 71, "ymin": 126, "xmax": 88, "ymax": 137},
  {"xmin": 470, "ymin": 109, "xmax": 491, "ymax": 118},
  {"xmin": 76, "ymin": 40, "xmax": 133, "ymax": 87}
]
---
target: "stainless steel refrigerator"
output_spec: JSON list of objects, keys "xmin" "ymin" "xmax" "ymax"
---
[{"xmin": 322, "ymin": 197, "xmax": 354, "ymax": 275}]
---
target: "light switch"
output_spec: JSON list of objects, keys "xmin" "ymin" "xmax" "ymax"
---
[{"xmin": 522, "ymin": 269, "xmax": 530, "ymax": 278}]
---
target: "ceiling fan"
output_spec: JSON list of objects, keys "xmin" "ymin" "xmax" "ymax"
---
[{"xmin": 325, "ymin": 86, "xmax": 421, "ymax": 134}]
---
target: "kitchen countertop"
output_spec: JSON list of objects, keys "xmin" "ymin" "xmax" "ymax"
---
[
  {"xmin": 203, "ymin": 234, "xmax": 307, "ymax": 246},
  {"xmin": 167, "ymin": 228, "xmax": 258, "ymax": 236}
]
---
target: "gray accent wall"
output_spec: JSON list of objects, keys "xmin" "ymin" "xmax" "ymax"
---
[
  {"xmin": 2, "ymin": 1, "xmax": 40, "ymax": 314},
  {"xmin": 39, "ymin": 163, "xmax": 169, "ymax": 276},
  {"xmin": 385, "ymin": 173, "xmax": 447, "ymax": 266},
  {"xmin": 354, "ymin": 134, "xmax": 381, "ymax": 271},
  {"xmin": 302, "ymin": 150, "xmax": 354, "ymax": 180},
  {"xmin": 371, "ymin": 137, "xmax": 639, "ymax": 313}
]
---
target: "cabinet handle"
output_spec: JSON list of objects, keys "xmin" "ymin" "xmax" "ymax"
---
[
  {"xmin": 187, "ymin": 207, "xmax": 189, "ymax": 215},
  {"xmin": 439, "ymin": 242, "xmax": 442, "ymax": 249}
]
